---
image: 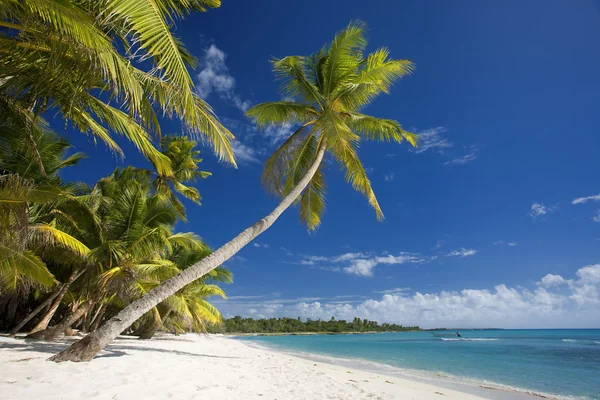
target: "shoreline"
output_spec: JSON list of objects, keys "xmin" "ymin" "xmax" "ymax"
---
[
  {"xmin": 235, "ymin": 337, "xmax": 554, "ymax": 400},
  {"xmin": 0, "ymin": 333, "xmax": 557, "ymax": 400}
]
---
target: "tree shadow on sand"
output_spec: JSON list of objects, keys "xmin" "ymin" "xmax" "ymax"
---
[{"xmin": 1, "ymin": 338, "xmax": 240, "ymax": 360}]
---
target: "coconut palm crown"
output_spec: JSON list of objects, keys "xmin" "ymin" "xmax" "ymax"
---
[{"xmin": 246, "ymin": 21, "xmax": 418, "ymax": 230}]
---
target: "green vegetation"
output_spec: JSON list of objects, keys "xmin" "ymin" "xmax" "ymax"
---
[
  {"xmin": 0, "ymin": 120, "xmax": 232, "ymax": 340},
  {"xmin": 50, "ymin": 20, "xmax": 416, "ymax": 362},
  {"xmin": 208, "ymin": 316, "xmax": 420, "ymax": 334},
  {"xmin": 1, "ymin": 1, "xmax": 417, "ymax": 362}
]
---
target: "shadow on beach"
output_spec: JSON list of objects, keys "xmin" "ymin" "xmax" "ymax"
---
[{"xmin": 1, "ymin": 336, "xmax": 240, "ymax": 360}]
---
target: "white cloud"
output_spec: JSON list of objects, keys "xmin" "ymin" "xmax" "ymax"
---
[
  {"xmin": 447, "ymin": 248, "xmax": 478, "ymax": 257},
  {"xmin": 593, "ymin": 210, "xmax": 600, "ymax": 223},
  {"xmin": 215, "ymin": 264, "xmax": 600, "ymax": 328},
  {"xmin": 530, "ymin": 203, "xmax": 557, "ymax": 218},
  {"xmin": 414, "ymin": 127, "xmax": 453, "ymax": 154},
  {"xmin": 196, "ymin": 44, "xmax": 250, "ymax": 112},
  {"xmin": 231, "ymin": 141, "xmax": 260, "ymax": 165},
  {"xmin": 572, "ymin": 194, "xmax": 600, "ymax": 205},
  {"xmin": 300, "ymin": 252, "xmax": 425, "ymax": 277},
  {"xmin": 253, "ymin": 242, "xmax": 270, "ymax": 248},
  {"xmin": 263, "ymin": 123, "xmax": 293, "ymax": 145},
  {"xmin": 343, "ymin": 259, "xmax": 379, "ymax": 277},
  {"xmin": 384, "ymin": 172, "xmax": 395, "ymax": 182},
  {"xmin": 374, "ymin": 287, "xmax": 411, "ymax": 295},
  {"xmin": 538, "ymin": 274, "xmax": 569, "ymax": 288},
  {"xmin": 444, "ymin": 149, "xmax": 478, "ymax": 166},
  {"xmin": 493, "ymin": 241, "xmax": 517, "ymax": 247}
]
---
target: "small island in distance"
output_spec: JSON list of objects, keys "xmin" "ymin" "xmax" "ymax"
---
[{"xmin": 207, "ymin": 316, "xmax": 421, "ymax": 335}]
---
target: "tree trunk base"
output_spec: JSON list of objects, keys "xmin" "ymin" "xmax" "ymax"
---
[
  {"xmin": 48, "ymin": 335, "xmax": 102, "ymax": 362},
  {"xmin": 25, "ymin": 329, "xmax": 56, "ymax": 340}
]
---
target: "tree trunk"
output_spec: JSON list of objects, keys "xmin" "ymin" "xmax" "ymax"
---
[
  {"xmin": 29, "ymin": 268, "xmax": 83, "ymax": 334},
  {"xmin": 9, "ymin": 288, "xmax": 62, "ymax": 336},
  {"xmin": 28, "ymin": 300, "xmax": 92, "ymax": 341},
  {"xmin": 49, "ymin": 146, "xmax": 327, "ymax": 362},
  {"xmin": 89, "ymin": 305, "xmax": 106, "ymax": 333}
]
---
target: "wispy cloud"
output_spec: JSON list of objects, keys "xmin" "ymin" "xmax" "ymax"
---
[
  {"xmin": 231, "ymin": 141, "xmax": 260, "ymax": 165},
  {"xmin": 447, "ymin": 248, "xmax": 478, "ymax": 257},
  {"xmin": 572, "ymin": 194, "xmax": 600, "ymax": 205},
  {"xmin": 196, "ymin": 44, "xmax": 250, "ymax": 112},
  {"xmin": 414, "ymin": 127, "xmax": 453, "ymax": 154},
  {"xmin": 493, "ymin": 241, "xmax": 517, "ymax": 247},
  {"xmin": 593, "ymin": 210, "xmax": 600, "ymax": 223},
  {"xmin": 253, "ymin": 242, "xmax": 270, "ymax": 248},
  {"xmin": 530, "ymin": 203, "xmax": 558, "ymax": 218},
  {"xmin": 301, "ymin": 252, "xmax": 427, "ymax": 277},
  {"xmin": 445, "ymin": 147, "xmax": 479, "ymax": 166},
  {"xmin": 374, "ymin": 287, "xmax": 411, "ymax": 295},
  {"xmin": 384, "ymin": 171, "xmax": 395, "ymax": 181}
]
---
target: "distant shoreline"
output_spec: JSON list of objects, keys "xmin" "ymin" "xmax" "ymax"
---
[{"xmin": 223, "ymin": 330, "xmax": 421, "ymax": 336}]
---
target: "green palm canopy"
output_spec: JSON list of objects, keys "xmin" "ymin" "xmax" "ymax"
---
[
  {"xmin": 246, "ymin": 21, "xmax": 418, "ymax": 230},
  {"xmin": 0, "ymin": 0, "xmax": 236, "ymax": 174}
]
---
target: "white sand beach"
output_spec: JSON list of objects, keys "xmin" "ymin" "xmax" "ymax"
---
[{"xmin": 0, "ymin": 334, "xmax": 535, "ymax": 400}]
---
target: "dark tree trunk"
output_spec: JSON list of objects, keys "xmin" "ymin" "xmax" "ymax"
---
[
  {"xmin": 29, "ymin": 268, "xmax": 83, "ymax": 334},
  {"xmin": 9, "ymin": 289, "xmax": 61, "ymax": 336},
  {"xmin": 27, "ymin": 300, "xmax": 92, "ymax": 341}
]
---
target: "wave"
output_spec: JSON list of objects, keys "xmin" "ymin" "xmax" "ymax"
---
[
  {"xmin": 562, "ymin": 339, "xmax": 600, "ymax": 346},
  {"xmin": 440, "ymin": 338, "xmax": 499, "ymax": 341}
]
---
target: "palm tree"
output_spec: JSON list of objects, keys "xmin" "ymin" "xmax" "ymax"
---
[
  {"xmin": 50, "ymin": 21, "xmax": 417, "ymax": 362},
  {"xmin": 0, "ymin": 0, "xmax": 236, "ymax": 175},
  {"xmin": 0, "ymin": 117, "xmax": 91, "ymax": 330}
]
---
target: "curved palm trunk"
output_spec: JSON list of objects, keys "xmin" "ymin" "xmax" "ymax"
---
[
  {"xmin": 29, "ymin": 268, "xmax": 83, "ymax": 334},
  {"xmin": 49, "ymin": 146, "xmax": 327, "ymax": 362},
  {"xmin": 9, "ymin": 288, "xmax": 62, "ymax": 337}
]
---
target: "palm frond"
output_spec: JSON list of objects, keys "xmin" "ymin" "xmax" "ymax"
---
[
  {"xmin": 299, "ymin": 166, "xmax": 326, "ymax": 231},
  {"xmin": 246, "ymin": 101, "xmax": 317, "ymax": 128},
  {"xmin": 30, "ymin": 223, "xmax": 90, "ymax": 257},
  {"xmin": 346, "ymin": 113, "xmax": 418, "ymax": 146}
]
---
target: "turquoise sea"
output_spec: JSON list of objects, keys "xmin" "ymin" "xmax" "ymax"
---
[{"xmin": 238, "ymin": 329, "xmax": 600, "ymax": 399}]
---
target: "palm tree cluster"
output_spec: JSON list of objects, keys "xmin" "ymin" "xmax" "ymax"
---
[
  {"xmin": 4, "ymin": 0, "xmax": 417, "ymax": 362},
  {"xmin": 51, "ymin": 20, "xmax": 417, "ymax": 362},
  {"xmin": 0, "ymin": 120, "xmax": 232, "ymax": 340}
]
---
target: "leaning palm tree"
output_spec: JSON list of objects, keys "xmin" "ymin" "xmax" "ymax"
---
[{"xmin": 51, "ymin": 21, "xmax": 417, "ymax": 362}]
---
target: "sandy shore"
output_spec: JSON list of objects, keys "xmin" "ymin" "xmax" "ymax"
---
[{"xmin": 0, "ymin": 334, "xmax": 536, "ymax": 400}]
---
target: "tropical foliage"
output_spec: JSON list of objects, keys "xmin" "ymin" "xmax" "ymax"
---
[
  {"xmin": 247, "ymin": 20, "xmax": 417, "ymax": 230},
  {"xmin": 208, "ymin": 316, "xmax": 420, "ymax": 334},
  {"xmin": 0, "ymin": 120, "xmax": 231, "ymax": 339},
  {"xmin": 47, "ymin": 20, "xmax": 417, "ymax": 362},
  {"xmin": 0, "ymin": 0, "xmax": 236, "ymax": 178}
]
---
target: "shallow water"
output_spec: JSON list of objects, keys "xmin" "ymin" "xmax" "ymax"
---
[{"xmin": 238, "ymin": 329, "xmax": 600, "ymax": 399}]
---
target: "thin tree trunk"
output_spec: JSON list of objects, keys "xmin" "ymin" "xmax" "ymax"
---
[
  {"xmin": 161, "ymin": 309, "xmax": 172, "ymax": 325},
  {"xmin": 9, "ymin": 288, "xmax": 62, "ymax": 336},
  {"xmin": 49, "ymin": 146, "xmax": 327, "ymax": 362},
  {"xmin": 28, "ymin": 300, "xmax": 93, "ymax": 341},
  {"xmin": 88, "ymin": 303, "xmax": 105, "ymax": 331},
  {"xmin": 29, "ymin": 268, "xmax": 83, "ymax": 334},
  {"xmin": 89, "ymin": 304, "xmax": 106, "ymax": 333}
]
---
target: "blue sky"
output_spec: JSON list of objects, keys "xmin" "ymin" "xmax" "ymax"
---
[{"xmin": 59, "ymin": 0, "xmax": 600, "ymax": 328}]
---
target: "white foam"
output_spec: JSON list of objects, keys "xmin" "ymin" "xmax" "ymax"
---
[
  {"xmin": 441, "ymin": 338, "xmax": 499, "ymax": 341},
  {"xmin": 562, "ymin": 339, "xmax": 577, "ymax": 342}
]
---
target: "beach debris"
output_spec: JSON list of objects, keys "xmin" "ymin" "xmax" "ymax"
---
[{"xmin": 385, "ymin": 380, "xmax": 394, "ymax": 384}]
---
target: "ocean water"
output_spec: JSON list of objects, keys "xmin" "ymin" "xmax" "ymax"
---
[{"xmin": 238, "ymin": 329, "xmax": 600, "ymax": 399}]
